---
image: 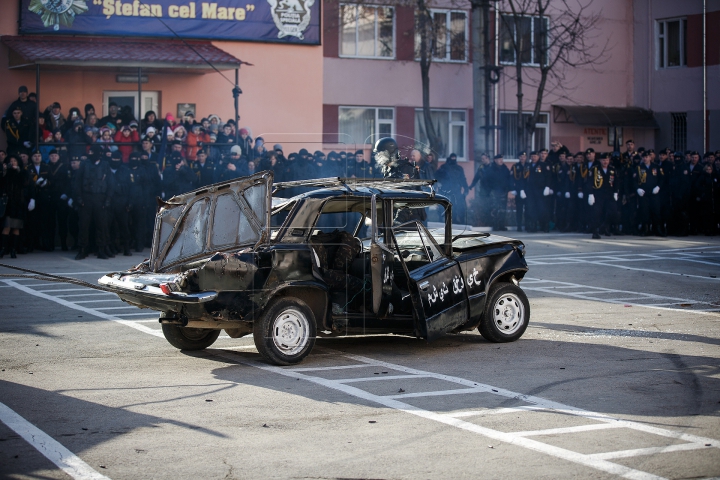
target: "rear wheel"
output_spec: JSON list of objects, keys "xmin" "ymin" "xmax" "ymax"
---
[
  {"xmin": 479, "ymin": 282, "xmax": 530, "ymax": 342},
  {"xmin": 253, "ymin": 297, "xmax": 317, "ymax": 366},
  {"xmin": 162, "ymin": 324, "xmax": 221, "ymax": 350}
]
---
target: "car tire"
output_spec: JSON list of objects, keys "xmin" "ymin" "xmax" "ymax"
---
[
  {"xmin": 253, "ymin": 297, "xmax": 317, "ymax": 366},
  {"xmin": 479, "ymin": 282, "xmax": 530, "ymax": 343},
  {"xmin": 161, "ymin": 324, "xmax": 221, "ymax": 350}
]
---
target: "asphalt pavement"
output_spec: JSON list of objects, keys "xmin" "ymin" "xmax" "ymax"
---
[{"xmin": 1, "ymin": 233, "xmax": 719, "ymax": 480}]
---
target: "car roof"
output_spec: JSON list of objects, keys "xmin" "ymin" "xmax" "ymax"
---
[{"xmin": 273, "ymin": 177, "xmax": 444, "ymax": 201}]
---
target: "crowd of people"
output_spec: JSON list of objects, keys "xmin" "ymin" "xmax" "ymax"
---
[{"xmin": 0, "ymin": 83, "xmax": 718, "ymax": 261}]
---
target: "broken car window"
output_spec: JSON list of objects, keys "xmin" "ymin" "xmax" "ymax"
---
[{"xmin": 162, "ymin": 199, "xmax": 210, "ymax": 267}]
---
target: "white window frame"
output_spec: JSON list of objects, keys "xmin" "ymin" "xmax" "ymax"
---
[
  {"xmin": 656, "ymin": 17, "xmax": 687, "ymax": 69},
  {"xmin": 414, "ymin": 109, "xmax": 468, "ymax": 161},
  {"xmin": 499, "ymin": 13, "xmax": 549, "ymax": 67},
  {"xmin": 339, "ymin": 4, "xmax": 396, "ymax": 60},
  {"xmin": 498, "ymin": 111, "xmax": 550, "ymax": 160},
  {"xmin": 338, "ymin": 106, "xmax": 395, "ymax": 146},
  {"xmin": 414, "ymin": 9, "xmax": 469, "ymax": 63}
]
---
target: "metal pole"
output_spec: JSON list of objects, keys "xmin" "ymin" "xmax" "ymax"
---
[
  {"xmin": 234, "ymin": 68, "xmax": 240, "ymax": 145},
  {"xmin": 703, "ymin": 0, "xmax": 707, "ymax": 153},
  {"xmin": 35, "ymin": 63, "xmax": 40, "ymax": 150},
  {"xmin": 137, "ymin": 67, "xmax": 142, "ymax": 123}
]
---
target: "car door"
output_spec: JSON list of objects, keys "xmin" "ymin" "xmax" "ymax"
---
[
  {"xmin": 370, "ymin": 195, "xmax": 394, "ymax": 317},
  {"xmin": 393, "ymin": 220, "xmax": 469, "ymax": 341}
]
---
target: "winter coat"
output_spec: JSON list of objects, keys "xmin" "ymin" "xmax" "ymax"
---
[
  {"xmin": 0, "ymin": 167, "xmax": 29, "ymax": 220},
  {"xmin": 185, "ymin": 131, "xmax": 212, "ymax": 162},
  {"xmin": 114, "ymin": 130, "xmax": 140, "ymax": 163}
]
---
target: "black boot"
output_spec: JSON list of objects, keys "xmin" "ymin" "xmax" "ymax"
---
[
  {"xmin": 104, "ymin": 246, "xmax": 115, "ymax": 258},
  {"xmin": 10, "ymin": 235, "xmax": 18, "ymax": 259},
  {"xmin": 97, "ymin": 248, "xmax": 109, "ymax": 260},
  {"xmin": 592, "ymin": 229, "xmax": 601, "ymax": 239},
  {"xmin": 123, "ymin": 248, "xmax": 132, "ymax": 257},
  {"xmin": 75, "ymin": 248, "xmax": 88, "ymax": 260},
  {"xmin": 0, "ymin": 233, "xmax": 8, "ymax": 258}
]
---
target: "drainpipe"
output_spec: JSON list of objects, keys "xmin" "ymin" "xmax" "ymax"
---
[
  {"xmin": 494, "ymin": 4, "xmax": 499, "ymax": 154},
  {"xmin": 703, "ymin": 0, "xmax": 707, "ymax": 153}
]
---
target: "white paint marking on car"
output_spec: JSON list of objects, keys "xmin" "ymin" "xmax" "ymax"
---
[{"xmin": 0, "ymin": 401, "xmax": 110, "ymax": 480}]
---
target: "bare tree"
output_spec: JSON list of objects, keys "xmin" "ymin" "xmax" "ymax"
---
[{"xmin": 499, "ymin": 0, "xmax": 607, "ymax": 154}]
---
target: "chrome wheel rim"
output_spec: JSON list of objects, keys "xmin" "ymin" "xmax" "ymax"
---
[
  {"xmin": 272, "ymin": 308, "xmax": 310, "ymax": 356},
  {"xmin": 493, "ymin": 293, "xmax": 524, "ymax": 335}
]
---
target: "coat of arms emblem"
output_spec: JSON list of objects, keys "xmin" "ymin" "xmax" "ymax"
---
[
  {"xmin": 266, "ymin": 0, "xmax": 315, "ymax": 40},
  {"xmin": 28, "ymin": 0, "xmax": 88, "ymax": 31}
]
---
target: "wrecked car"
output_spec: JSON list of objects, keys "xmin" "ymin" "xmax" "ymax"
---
[{"xmin": 99, "ymin": 171, "xmax": 530, "ymax": 365}]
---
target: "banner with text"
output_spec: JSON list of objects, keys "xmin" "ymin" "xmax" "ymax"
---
[{"xmin": 19, "ymin": 0, "xmax": 319, "ymax": 44}]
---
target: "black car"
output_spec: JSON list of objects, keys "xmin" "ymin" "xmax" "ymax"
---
[{"xmin": 99, "ymin": 171, "xmax": 530, "ymax": 365}]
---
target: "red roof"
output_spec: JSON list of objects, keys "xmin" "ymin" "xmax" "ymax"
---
[{"xmin": 1, "ymin": 35, "xmax": 242, "ymax": 71}]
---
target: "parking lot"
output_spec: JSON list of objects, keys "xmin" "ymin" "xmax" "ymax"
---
[{"xmin": 1, "ymin": 233, "xmax": 719, "ymax": 480}]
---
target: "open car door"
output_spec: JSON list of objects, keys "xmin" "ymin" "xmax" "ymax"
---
[
  {"xmin": 393, "ymin": 220, "xmax": 469, "ymax": 341},
  {"xmin": 370, "ymin": 195, "xmax": 394, "ymax": 317}
]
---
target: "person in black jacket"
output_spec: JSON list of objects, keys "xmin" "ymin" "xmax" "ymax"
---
[
  {"xmin": 554, "ymin": 152, "xmax": 574, "ymax": 232},
  {"xmin": 75, "ymin": 151, "xmax": 113, "ymax": 260},
  {"xmin": 3, "ymin": 107, "xmax": 34, "ymax": 155},
  {"xmin": 0, "ymin": 155, "xmax": 29, "ymax": 258},
  {"xmin": 191, "ymin": 149, "xmax": 217, "ymax": 187},
  {"xmin": 140, "ymin": 151, "xmax": 162, "ymax": 248},
  {"xmin": 127, "ymin": 152, "xmax": 149, "ymax": 252},
  {"xmin": 486, "ymin": 154, "xmax": 511, "ymax": 231},
  {"xmin": 163, "ymin": 153, "xmax": 197, "ymax": 199},
  {"xmin": 25, "ymin": 150, "xmax": 51, "ymax": 251},
  {"xmin": 46, "ymin": 149, "xmax": 70, "ymax": 251},
  {"xmin": 668, "ymin": 152, "xmax": 691, "ymax": 236},
  {"xmin": 106, "ymin": 151, "xmax": 133, "ymax": 256},
  {"xmin": 585, "ymin": 153, "xmax": 620, "ymax": 239},
  {"xmin": 436, "ymin": 153, "xmax": 468, "ymax": 225},
  {"xmin": 526, "ymin": 151, "xmax": 554, "ymax": 232},
  {"xmin": 634, "ymin": 151, "xmax": 664, "ymax": 236},
  {"xmin": 3, "ymin": 86, "xmax": 37, "ymax": 124},
  {"xmin": 510, "ymin": 152, "xmax": 529, "ymax": 231}
]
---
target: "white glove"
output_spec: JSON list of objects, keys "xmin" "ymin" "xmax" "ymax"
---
[
  {"xmin": 578, "ymin": 192, "xmax": 584, "ymax": 199},
  {"xmin": 510, "ymin": 190, "xmax": 517, "ymax": 196},
  {"xmin": 543, "ymin": 187, "xmax": 551, "ymax": 196},
  {"xmin": 36, "ymin": 177, "xmax": 45, "ymax": 185},
  {"xmin": 23, "ymin": 141, "xmax": 32, "ymax": 148},
  {"xmin": 28, "ymin": 199, "xmax": 36, "ymax": 211},
  {"xmin": 588, "ymin": 194, "xmax": 595, "ymax": 206},
  {"xmin": 564, "ymin": 192, "xmax": 571, "ymax": 199},
  {"xmin": 60, "ymin": 194, "xmax": 68, "ymax": 201},
  {"xmin": 520, "ymin": 190, "xmax": 527, "ymax": 199},
  {"xmin": 613, "ymin": 193, "xmax": 618, "ymax": 201},
  {"xmin": 652, "ymin": 186, "xmax": 660, "ymax": 194},
  {"xmin": 67, "ymin": 198, "xmax": 73, "ymax": 208},
  {"xmin": 549, "ymin": 189, "xmax": 554, "ymax": 195},
  {"xmin": 637, "ymin": 188, "xmax": 645, "ymax": 197}
]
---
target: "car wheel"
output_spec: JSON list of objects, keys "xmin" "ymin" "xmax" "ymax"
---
[
  {"xmin": 479, "ymin": 282, "xmax": 530, "ymax": 343},
  {"xmin": 253, "ymin": 297, "xmax": 317, "ymax": 366},
  {"xmin": 161, "ymin": 324, "xmax": 221, "ymax": 350}
]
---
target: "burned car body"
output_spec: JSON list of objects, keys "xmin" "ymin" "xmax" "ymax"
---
[{"xmin": 100, "ymin": 171, "xmax": 530, "ymax": 365}]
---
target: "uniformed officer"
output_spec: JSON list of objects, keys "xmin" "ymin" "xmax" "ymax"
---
[
  {"xmin": 526, "ymin": 151, "xmax": 553, "ymax": 232},
  {"xmin": 141, "ymin": 151, "xmax": 162, "ymax": 247},
  {"xmin": 667, "ymin": 152, "xmax": 691, "ymax": 236},
  {"xmin": 585, "ymin": 153, "xmax": 619, "ymax": 239},
  {"xmin": 107, "ymin": 151, "xmax": 133, "ymax": 256},
  {"xmin": 469, "ymin": 153, "xmax": 492, "ymax": 226},
  {"xmin": 46, "ymin": 148, "xmax": 70, "ymax": 251},
  {"xmin": 127, "ymin": 152, "xmax": 148, "ymax": 252},
  {"xmin": 25, "ymin": 149, "xmax": 51, "ymax": 252},
  {"xmin": 510, "ymin": 151, "xmax": 529, "ymax": 231},
  {"xmin": 436, "ymin": 153, "xmax": 469, "ymax": 224},
  {"xmin": 573, "ymin": 152, "xmax": 590, "ymax": 232},
  {"xmin": 554, "ymin": 151, "xmax": 573, "ymax": 232},
  {"xmin": 191, "ymin": 149, "xmax": 217, "ymax": 187},
  {"xmin": 75, "ymin": 151, "xmax": 113, "ymax": 260},
  {"xmin": 66, "ymin": 155, "xmax": 83, "ymax": 249},
  {"xmin": 485, "ymin": 154, "xmax": 511, "ymax": 231},
  {"xmin": 633, "ymin": 151, "xmax": 664, "ymax": 236},
  {"xmin": 349, "ymin": 149, "xmax": 374, "ymax": 179}
]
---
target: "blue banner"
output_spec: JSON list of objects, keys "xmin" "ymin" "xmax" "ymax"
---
[{"xmin": 19, "ymin": 0, "xmax": 320, "ymax": 45}]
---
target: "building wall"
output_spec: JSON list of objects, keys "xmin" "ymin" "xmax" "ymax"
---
[{"xmin": 0, "ymin": 2, "xmax": 323, "ymax": 150}]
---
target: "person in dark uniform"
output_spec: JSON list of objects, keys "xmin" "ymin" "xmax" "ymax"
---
[
  {"xmin": 373, "ymin": 138, "xmax": 417, "ymax": 180},
  {"xmin": 349, "ymin": 150, "xmax": 374, "ymax": 179},
  {"xmin": 0, "ymin": 155, "xmax": 29, "ymax": 259},
  {"xmin": 554, "ymin": 151, "xmax": 574, "ymax": 232},
  {"xmin": 526, "ymin": 151, "xmax": 553, "ymax": 232},
  {"xmin": 658, "ymin": 148, "xmax": 674, "ymax": 234},
  {"xmin": 164, "ymin": 153, "xmax": 198, "ymax": 198},
  {"xmin": 75, "ymin": 151, "xmax": 113, "ymax": 260},
  {"xmin": 510, "ymin": 151, "xmax": 529, "ymax": 231},
  {"xmin": 2, "ymin": 106, "xmax": 34, "ymax": 155},
  {"xmin": 25, "ymin": 149, "xmax": 51, "ymax": 251},
  {"xmin": 633, "ymin": 151, "xmax": 665, "ymax": 236},
  {"xmin": 191, "ymin": 149, "xmax": 217, "ymax": 187},
  {"xmin": 66, "ymin": 156, "xmax": 82, "ymax": 249},
  {"xmin": 621, "ymin": 140, "xmax": 636, "ymax": 165},
  {"xmin": 45, "ymin": 148, "xmax": 70, "ymax": 251},
  {"xmin": 469, "ymin": 153, "xmax": 492, "ymax": 227},
  {"xmin": 585, "ymin": 153, "xmax": 619, "ymax": 239},
  {"xmin": 687, "ymin": 151, "xmax": 704, "ymax": 234},
  {"xmin": 574, "ymin": 151, "xmax": 591, "ymax": 232},
  {"xmin": 618, "ymin": 151, "xmax": 639, "ymax": 235},
  {"xmin": 485, "ymin": 154, "xmax": 511, "ymax": 231},
  {"xmin": 436, "ymin": 153, "xmax": 469, "ymax": 224},
  {"xmin": 694, "ymin": 163, "xmax": 717, "ymax": 235},
  {"xmin": 667, "ymin": 152, "xmax": 691, "ymax": 236},
  {"xmin": 140, "ymin": 150, "xmax": 162, "ymax": 247},
  {"xmin": 106, "ymin": 151, "xmax": 133, "ymax": 256},
  {"xmin": 127, "ymin": 152, "xmax": 148, "ymax": 252}
]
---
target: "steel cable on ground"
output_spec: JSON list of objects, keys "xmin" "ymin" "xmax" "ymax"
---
[{"xmin": 0, "ymin": 263, "xmax": 122, "ymax": 293}]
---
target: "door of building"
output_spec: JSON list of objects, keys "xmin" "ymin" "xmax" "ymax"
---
[{"xmin": 102, "ymin": 91, "xmax": 159, "ymax": 123}]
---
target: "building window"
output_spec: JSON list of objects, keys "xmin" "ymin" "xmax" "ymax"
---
[
  {"xmin": 339, "ymin": 107, "xmax": 394, "ymax": 146},
  {"xmin": 340, "ymin": 4, "xmax": 394, "ymax": 59},
  {"xmin": 499, "ymin": 14, "xmax": 548, "ymax": 66},
  {"xmin": 415, "ymin": 10, "xmax": 468, "ymax": 62},
  {"xmin": 671, "ymin": 112, "xmax": 687, "ymax": 152},
  {"xmin": 499, "ymin": 112, "xmax": 549, "ymax": 159},
  {"xmin": 414, "ymin": 109, "xmax": 466, "ymax": 160},
  {"xmin": 608, "ymin": 127, "xmax": 623, "ymax": 148},
  {"xmin": 657, "ymin": 18, "xmax": 687, "ymax": 68}
]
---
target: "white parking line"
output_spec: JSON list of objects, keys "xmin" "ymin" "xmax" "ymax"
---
[
  {"xmin": 514, "ymin": 423, "xmax": 625, "ymax": 437},
  {"xmin": 588, "ymin": 443, "xmax": 708, "ymax": 460},
  {"xmin": 0, "ymin": 401, "xmax": 109, "ymax": 480}
]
